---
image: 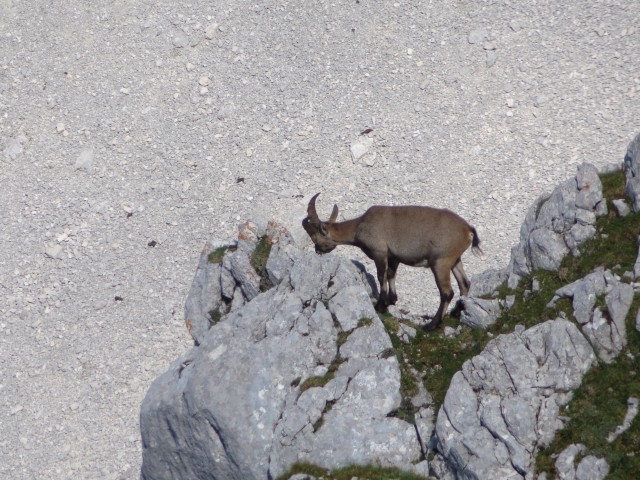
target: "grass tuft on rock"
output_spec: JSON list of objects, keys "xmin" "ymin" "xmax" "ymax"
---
[
  {"xmin": 251, "ymin": 236, "xmax": 274, "ymax": 291},
  {"xmin": 276, "ymin": 462, "xmax": 426, "ymax": 480},
  {"xmin": 207, "ymin": 246, "xmax": 228, "ymax": 264}
]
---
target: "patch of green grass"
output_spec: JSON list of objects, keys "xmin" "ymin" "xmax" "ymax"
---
[
  {"xmin": 358, "ymin": 317, "xmax": 374, "ymax": 328},
  {"xmin": 208, "ymin": 308, "xmax": 223, "ymax": 325},
  {"xmin": 536, "ymin": 295, "xmax": 640, "ymax": 479},
  {"xmin": 251, "ymin": 236, "xmax": 274, "ymax": 292},
  {"xmin": 299, "ymin": 357, "xmax": 343, "ymax": 393},
  {"xmin": 207, "ymin": 246, "xmax": 228, "ymax": 264},
  {"xmin": 379, "ymin": 314, "xmax": 421, "ymax": 421},
  {"xmin": 275, "ymin": 462, "xmax": 426, "ymax": 480},
  {"xmin": 402, "ymin": 315, "xmax": 486, "ymax": 407}
]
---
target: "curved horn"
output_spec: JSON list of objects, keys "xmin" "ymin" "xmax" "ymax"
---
[
  {"xmin": 329, "ymin": 204, "xmax": 339, "ymax": 223},
  {"xmin": 307, "ymin": 192, "xmax": 321, "ymax": 220}
]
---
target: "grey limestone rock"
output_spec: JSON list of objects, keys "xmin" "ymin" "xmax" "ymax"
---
[
  {"xmin": 575, "ymin": 456, "xmax": 609, "ymax": 480},
  {"xmin": 633, "ymin": 237, "xmax": 640, "ymax": 280},
  {"xmin": 549, "ymin": 267, "xmax": 633, "ymax": 363},
  {"xmin": 183, "ymin": 241, "xmax": 224, "ymax": 344},
  {"xmin": 555, "ymin": 444, "xmax": 609, "ymax": 480},
  {"xmin": 429, "ymin": 453, "xmax": 456, "ymax": 480},
  {"xmin": 141, "ymin": 223, "xmax": 424, "ymax": 480},
  {"xmin": 623, "ymin": 131, "xmax": 640, "ymax": 212},
  {"xmin": 227, "ymin": 249, "xmax": 261, "ymax": 301},
  {"xmin": 458, "ymin": 296, "xmax": 501, "ymax": 330},
  {"xmin": 506, "ymin": 164, "xmax": 605, "ymax": 287},
  {"xmin": 547, "ymin": 267, "xmax": 611, "ymax": 325},
  {"xmin": 607, "ymin": 396, "xmax": 639, "ymax": 443},
  {"xmin": 398, "ymin": 321, "xmax": 417, "ymax": 343},
  {"xmin": 612, "ymin": 198, "xmax": 630, "ymax": 217},
  {"xmin": 184, "ymin": 221, "xmax": 296, "ymax": 344},
  {"xmin": 555, "ymin": 443, "xmax": 586, "ymax": 480},
  {"xmin": 435, "ymin": 319, "xmax": 596, "ymax": 480},
  {"xmin": 4, "ymin": 134, "xmax": 28, "ymax": 161},
  {"xmin": 468, "ymin": 268, "xmax": 507, "ymax": 297}
]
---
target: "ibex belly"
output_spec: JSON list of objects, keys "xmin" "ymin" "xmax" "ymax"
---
[{"xmin": 411, "ymin": 259, "xmax": 431, "ymax": 268}]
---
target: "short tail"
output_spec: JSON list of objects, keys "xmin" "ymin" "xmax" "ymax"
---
[{"xmin": 470, "ymin": 227, "xmax": 485, "ymax": 259}]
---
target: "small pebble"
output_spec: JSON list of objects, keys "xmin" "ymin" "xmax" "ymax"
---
[
  {"xmin": 205, "ymin": 23, "xmax": 219, "ymax": 40},
  {"xmin": 75, "ymin": 148, "xmax": 94, "ymax": 172},
  {"xmin": 468, "ymin": 28, "xmax": 488, "ymax": 44},
  {"xmin": 173, "ymin": 32, "xmax": 189, "ymax": 48},
  {"xmin": 45, "ymin": 245, "xmax": 63, "ymax": 259}
]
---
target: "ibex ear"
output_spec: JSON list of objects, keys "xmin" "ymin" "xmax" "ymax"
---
[
  {"xmin": 329, "ymin": 204, "xmax": 339, "ymax": 223},
  {"xmin": 320, "ymin": 222, "xmax": 329, "ymax": 236}
]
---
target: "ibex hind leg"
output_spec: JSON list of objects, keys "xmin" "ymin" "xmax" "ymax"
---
[
  {"xmin": 424, "ymin": 259, "xmax": 455, "ymax": 331},
  {"xmin": 387, "ymin": 257, "xmax": 400, "ymax": 305},
  {"xmin": 448, "ymin": 259, "xmax": 469, "ymax": 318},
  {"xmin": 451, "ymin": 259, "xmax": 470, "ymax": 296},
  {"xmin": 374, "ymin": 257, "xmax": 390, "ymax": 312}
]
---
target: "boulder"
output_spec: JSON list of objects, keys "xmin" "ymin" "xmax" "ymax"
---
[
  {"xmin": 435, "ymin": 319, "xmax": 596, "ymax": 479},
  {"xmin": 612, "ymin": 198, "xmax": 630, "ymax": 217},
  {"xmin": 184, "ymin": 221, "xmax": 296, "ymax": 345},
  {"xmin": 555, "ymin": 444, "xmax": 609, "ymax": 480},
  {"xmin": 506, "ymin": 163, "xmax": 606, "ymax": 287},
  {"xmin": 468, "ymin": 268, "xmax": 507, "ymax": 297},
  {"xmin": 141, "ymin": 223, "xmax": 424, "ymax": 480},
  {"xmin": 555, "ymin": 443, "xmax": 586, "ymax": 480},
  {"xmin": 458, "ymin": 296, "xmax": 501, "ymax": 330},
  {"xmin": 548, "ymin": 268, "xmax": 633, "ymax": 363}
]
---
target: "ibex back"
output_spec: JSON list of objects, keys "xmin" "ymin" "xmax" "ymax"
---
[{"xmin": 302, "ymin": 193, "xmax": 483, "ymax": 330}]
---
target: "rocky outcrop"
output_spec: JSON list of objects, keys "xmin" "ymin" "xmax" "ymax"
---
[
  {"xmin": 458, "ymin": 296, "xmax": 501, "ymax": 329},
  {"xmin": 435, "ymin": 319, "xmax": 596, "ymax": 479},
  {"xmin": 140, "ymin": 224, "xmax": 427, "ymax": 480},
  {"xmin": 506, "ymin": 163, "xmax": 606, "ymax": 288},
  {"xmin": 547, "ymin": 268, "xmax": 634, "ymax": 363},
  {"xmin": 143, "ymin": 158, "xmax": 638, "ymax": 480}
]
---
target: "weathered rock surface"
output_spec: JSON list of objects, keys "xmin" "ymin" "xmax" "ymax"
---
[
  {"xmin": 555, "ymin": 444, "xmax": 609, "ymax": 480},
  {"xmin": 623, "ymin": 132, "xmax": 640, "ymax": 212},
  {"xmin": 612, "ymin": 198, "xmax": 630, "ymax": 217},
  {"xmin": 468, "ymin": 268, "xmax": 507, "ymax": 297},
  {"xmin": 435, "ymin": 319, "xmax": 596, "ymax": 479},
  {"xmin": 141, "ymin": 223, "xmax": 425, "ymax": 480},
  {"xmin": 548, "ymin": 267, "xmax": 634, "ymax": 363},
  {"xmin": 506, "ymin": 163, "xmax": 606, "ymax": 287},
  {"xmin": 458, "ymin": 296, "xmax": 501, "ymax": 329}
]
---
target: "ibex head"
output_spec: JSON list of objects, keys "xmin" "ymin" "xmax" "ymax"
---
[{"xmin": 302, "ymin": 193, "xmax": 339, "ymax": 254}]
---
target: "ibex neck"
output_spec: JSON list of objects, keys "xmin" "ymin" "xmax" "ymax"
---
[{"xmin": 328, "ymin": 217, "xmax": 360, "ymax": 245}]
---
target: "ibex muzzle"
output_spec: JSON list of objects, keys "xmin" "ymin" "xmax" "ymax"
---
[{"xmin": 302, "ymin": 193, "xmax": 483, "ymax": 330}]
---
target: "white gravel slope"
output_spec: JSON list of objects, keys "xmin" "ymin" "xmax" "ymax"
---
[{"xmin": 0, "ymin": 1, "xmax": 638, "ymax": 478}]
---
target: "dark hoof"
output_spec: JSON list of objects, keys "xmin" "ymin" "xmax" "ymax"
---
[
  {"xmin": 423, "ymin": 319, "xmax": 441, "ymax": 332},
  {"xmin": 450, "ymin": 300, "xmax": 464, "ymax": 319},
  {"xmin": 374, "ymin": 302, "xmax": 388, "ymax": 313}
]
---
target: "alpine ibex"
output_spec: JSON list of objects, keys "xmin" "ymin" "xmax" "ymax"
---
[{"xmin": 302, "ymin": 193, "xmax": 483, "ymax": 330}]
